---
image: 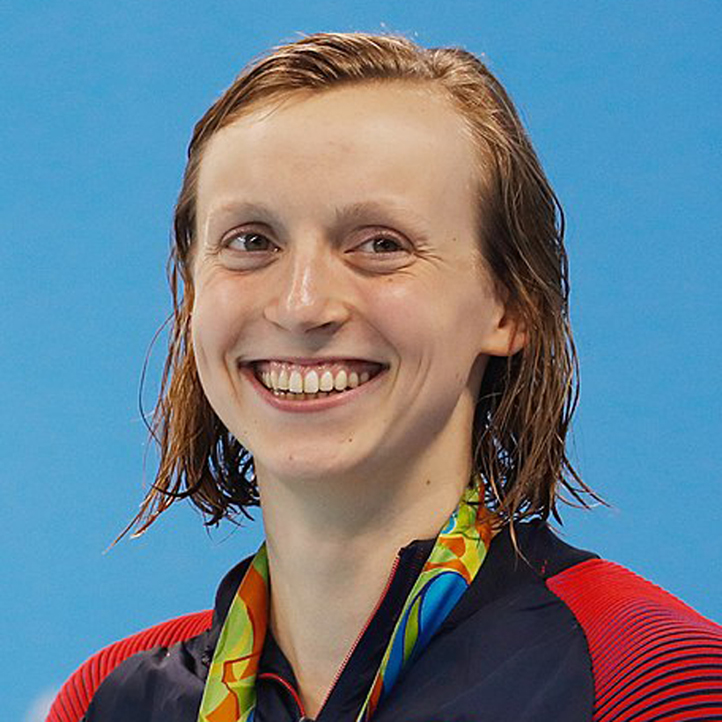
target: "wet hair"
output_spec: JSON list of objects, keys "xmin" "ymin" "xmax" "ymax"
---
[{"xmin": 129, "ymin": 31, "xmax": 599, "ymax": 537}]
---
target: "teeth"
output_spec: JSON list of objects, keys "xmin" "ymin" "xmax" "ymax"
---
[
  {"xmin": 289, "ymin": 370, "xmax": 303, "ymax": 393},
  {"xmin": 334, "ymin": 369, "xmax": 348, "ymax": 391},
  {"xmin": 303, "ymin": 370, "xmax": 320, "ymax": 394},
  {"xmin": 255, "ymin": 362, "xmax": 381, "ymax": 397},
  {"xmin": 319, "ymin": 370, "xmax": 334, "ymax": 392}
]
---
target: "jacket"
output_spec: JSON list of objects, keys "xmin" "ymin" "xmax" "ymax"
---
[{"xmin": 48, "ymin": 520, "xmax": 722, "ymax": 721}]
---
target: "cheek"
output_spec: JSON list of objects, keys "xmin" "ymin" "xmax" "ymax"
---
[
  {"xmin": 190, "ymin": 285, "xmax": 251, "ymax": 433},
  {"xmin": 366, "ymin": 282, "xmax": 430, "ymax": 351},
  {"xmin": 190, "ymin": 282, "xmax": 241, "ymax": 375},
  {"xmin": 372, "ymin": 274, "xmax": 489, "ymax": 351}
]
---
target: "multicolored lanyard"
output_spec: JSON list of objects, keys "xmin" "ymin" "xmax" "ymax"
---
[{"xmin": 198, "ymin": 483, "xmax": 493, "ymax": 722}]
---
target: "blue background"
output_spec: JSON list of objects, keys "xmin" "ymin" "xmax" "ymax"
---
[{"xmin": 2, "ymin": 2, "xmax": 720, "ymax": 718}]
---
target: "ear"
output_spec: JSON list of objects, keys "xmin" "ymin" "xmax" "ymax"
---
[{"xmin": 482, "ymin": 302, "xmax": 528, "ymax": 357}]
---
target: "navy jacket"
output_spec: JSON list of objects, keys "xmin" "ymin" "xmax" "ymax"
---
[{"xmin": 49, "ymin": 521, "xmax": 722, "ymax": 721}]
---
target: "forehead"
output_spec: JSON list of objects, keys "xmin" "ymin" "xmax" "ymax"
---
[{"xmin": 195, "ymin": 82, "xmax": 482, "ymax": 226}]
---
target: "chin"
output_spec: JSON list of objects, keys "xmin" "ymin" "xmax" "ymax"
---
[{"xmin": 255, "ymin": 444, "xmax": 374, "ymax": 486}]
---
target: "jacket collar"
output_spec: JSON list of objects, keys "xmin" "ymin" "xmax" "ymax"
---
[
  {"xmin": 201, "ymin": 520, "xmax": 596, "ymax": 719},
  {"xmin": 257, "ymin": 538, "xmax": 435, "ymax": 720},
  {"xmin": 203, "ymin": 538, "xmax": 434, "ymax": 719}
]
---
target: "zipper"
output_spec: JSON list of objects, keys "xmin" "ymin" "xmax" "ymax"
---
[{"xmin": 314, "ymin": 553, "xmax": 402, "ymax": 717}]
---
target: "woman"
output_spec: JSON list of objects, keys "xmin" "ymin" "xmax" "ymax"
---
[{"xmin": 49, "ymin": 32, "xmax": 722, "ymax": 722}]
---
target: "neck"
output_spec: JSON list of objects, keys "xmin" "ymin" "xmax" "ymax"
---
[{"xmin": 258, "ymin": 453, "xmax": 471, "ymax": 717}]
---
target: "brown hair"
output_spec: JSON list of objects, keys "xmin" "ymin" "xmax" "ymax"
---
[{"xmin": 130, "ymin": 31, "xmax": 599, "ymax": 537}]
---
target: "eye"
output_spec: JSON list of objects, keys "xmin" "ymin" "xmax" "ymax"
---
[
  {"xmin": 224, "ymin": 231, "xmax": 278, "ymax": 253},
  {"xmin": 354, "ymin": 235, "xmax": 408, "ymax": 255},
  {"xmin": 346, "ymin": 231, "xmax": 414, "ymax": 272}
]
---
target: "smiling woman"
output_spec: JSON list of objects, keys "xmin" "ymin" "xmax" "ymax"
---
[
  {"xmin": 190, "ymin": 82, "xmax": 521, "ymax": 501},
  {"xmin": 48, "ymin": 32, "xmax": 722, "ymax": 722}
]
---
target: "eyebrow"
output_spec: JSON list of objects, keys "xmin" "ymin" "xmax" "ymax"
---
[
  {"xmin": 333, "ymin": 200, "xmax": 427, "ymax": 228},
  {"xmin": 205, "ymin": 201, "xmax": 276, "ymax": 225},
  {"xmin": 204, "ymin": 198, "xmax": 430, "ymax": 237}
]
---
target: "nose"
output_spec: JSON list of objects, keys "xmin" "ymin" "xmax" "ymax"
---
[{"xmin": 263, "ymin": 242, "xmax": 350, "ymax": 334}]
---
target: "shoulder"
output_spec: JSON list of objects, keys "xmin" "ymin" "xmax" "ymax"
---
[
  {"xmin": 546, "ymin": 556, "xmax": 722, "ymax": 720},
  {"xmin": 46, "ymin": 609, "xmax": 213, "ymax": 722},
  {"xmin": 474, "ymin": 522, "xmax": 722, "ymax": 719},
  {"xmin": 47, "ymin": 556, "xmax": 252, "ymax": 722}
]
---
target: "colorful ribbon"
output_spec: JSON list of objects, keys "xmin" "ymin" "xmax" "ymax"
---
[{"xmin": 198, "ymin": 483, "xmax": 492, "ymax": 722}]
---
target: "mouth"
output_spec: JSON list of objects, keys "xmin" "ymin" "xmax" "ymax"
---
[{"xmin": 244, "ymin": 359, "xmax": 388, "ymax": 402}]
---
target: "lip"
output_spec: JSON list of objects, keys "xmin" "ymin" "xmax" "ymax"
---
[
  {"xmin": 243, "ymin": 357, "xmax": 384, "ymax": 367},
  {"xmin": 241, "ymin": 363, "xmax": 388, "ymax": 414}
]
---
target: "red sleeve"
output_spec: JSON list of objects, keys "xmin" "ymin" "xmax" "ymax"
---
[
  {"xmin": 547, "ymin": 559, "xmax": 722, "ymax": 721},
  {"xmin": 46, "ymin": 609, "xmax": 213, "ymax": 722}
]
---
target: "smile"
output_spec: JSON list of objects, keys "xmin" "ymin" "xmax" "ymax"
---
[{"xmin": 249, "ymin": 359, "xmax": 386, "ymax": 402}]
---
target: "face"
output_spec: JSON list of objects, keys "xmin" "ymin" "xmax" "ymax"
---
[{"xmin": 191, "ymin": 82, "xmax": 520, "ymax": 488}]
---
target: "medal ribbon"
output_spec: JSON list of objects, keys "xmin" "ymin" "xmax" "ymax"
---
[{"xmin": 198, "ymin": 483, "xmax": 492, "ymax": 722}]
